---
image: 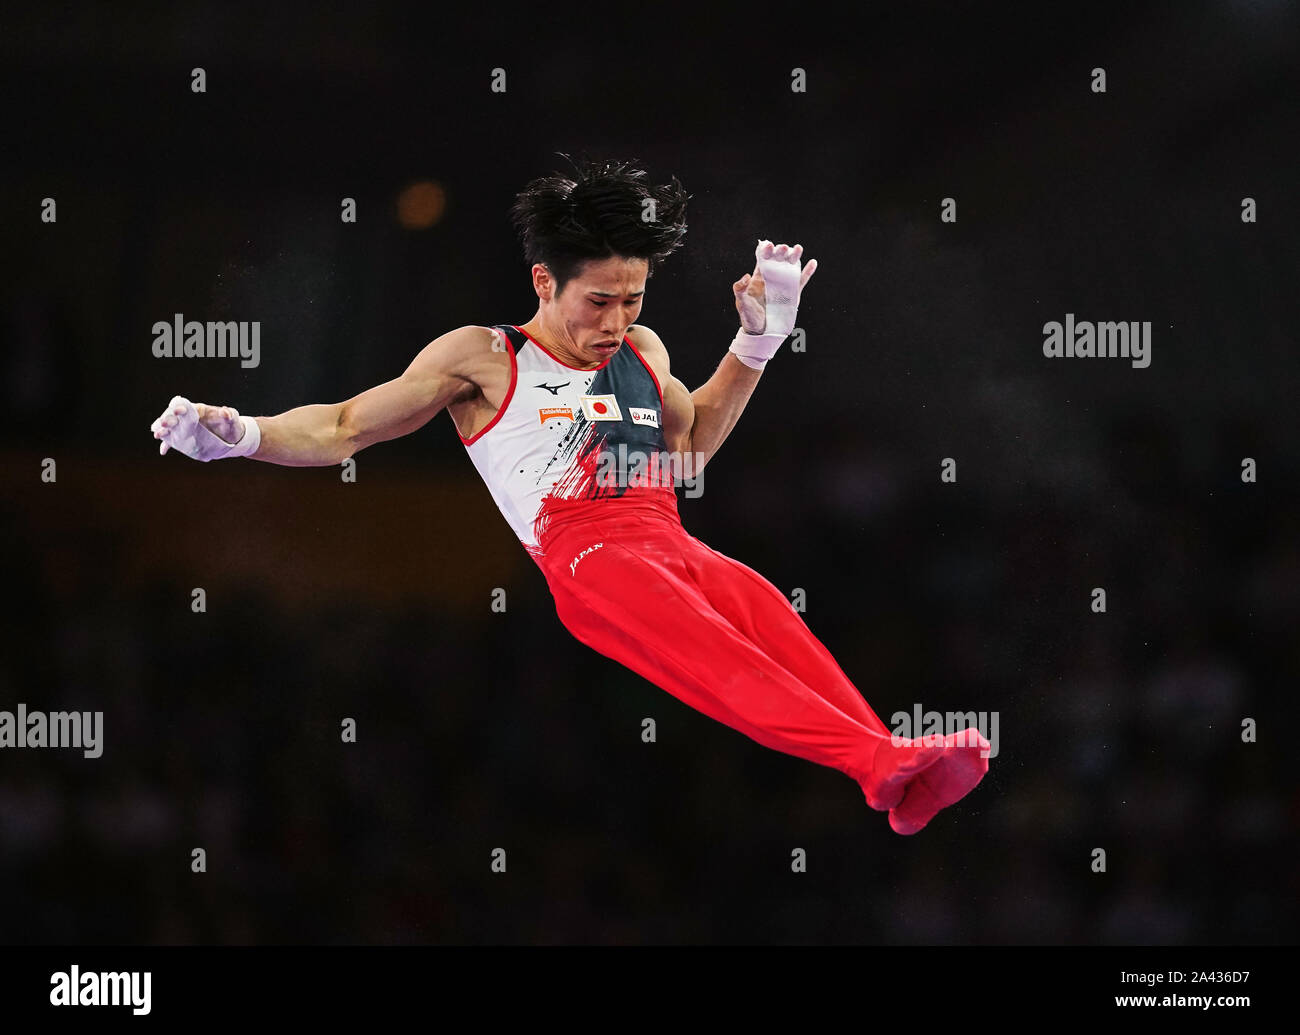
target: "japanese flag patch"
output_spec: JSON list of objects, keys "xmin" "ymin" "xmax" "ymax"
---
[{"xmin": 580, "ymin": 394, "xmax": 622, "ymax": 421}]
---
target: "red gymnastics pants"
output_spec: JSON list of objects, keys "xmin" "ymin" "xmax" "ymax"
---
[{"xmin": 532, "ymin": 495, "xmax": 990, "ymax": 834}]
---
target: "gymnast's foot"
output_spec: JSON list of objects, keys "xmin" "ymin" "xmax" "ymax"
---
[
  {"xmin": 861, "ymin": 734, "xmax": 949, "ymax": 811},
  {"xmin": 887, "ymin": 729, "xmax": 990, "ymax": 835}
]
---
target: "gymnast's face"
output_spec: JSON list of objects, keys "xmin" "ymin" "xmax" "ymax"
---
[{"xmin": 542, "ymin": 255, "xmax": 646, "ymax": 367}]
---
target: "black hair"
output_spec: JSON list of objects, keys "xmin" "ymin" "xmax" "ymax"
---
[{"xmin": 510, "ymin": 154, "xmax": 689, "ymax": 297}]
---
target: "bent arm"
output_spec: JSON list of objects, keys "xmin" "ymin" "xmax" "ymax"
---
[
  {"xmin": 688, "ymin": 352, "xmax": 762, "ymax": 468},
  {"xmin": 631, "ymin": 325, "xmax": 760, "ymax": 473},
  {"xmin": 248, "ymin": 326, "xmax": 487, "ymax": 467}
]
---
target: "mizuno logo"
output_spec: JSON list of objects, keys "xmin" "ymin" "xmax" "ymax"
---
[{"xmin": 535, "ymin": 381, "xmax": 570, "ymax": 395}]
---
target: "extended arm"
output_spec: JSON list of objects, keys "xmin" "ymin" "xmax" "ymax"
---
[{"xmin": 152, "ymin": 326, "xmax": 494, "ymax": 466}]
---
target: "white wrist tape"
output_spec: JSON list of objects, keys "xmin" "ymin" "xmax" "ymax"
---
[
  {"xmin": 152, "ymin": 395, "xmax": 260, "ymax": 461},
  {"xmin": 224, "ymin": 410, "xmax": 260, "ymax": 459},
  {"xmin": 728, "ymin": 329, "xmax": 787, "ymax": 371}
]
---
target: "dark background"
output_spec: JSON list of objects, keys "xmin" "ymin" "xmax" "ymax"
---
[{"xmin": 1, "ymin": 1, "xmax": 1296, "ymax": 944}]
